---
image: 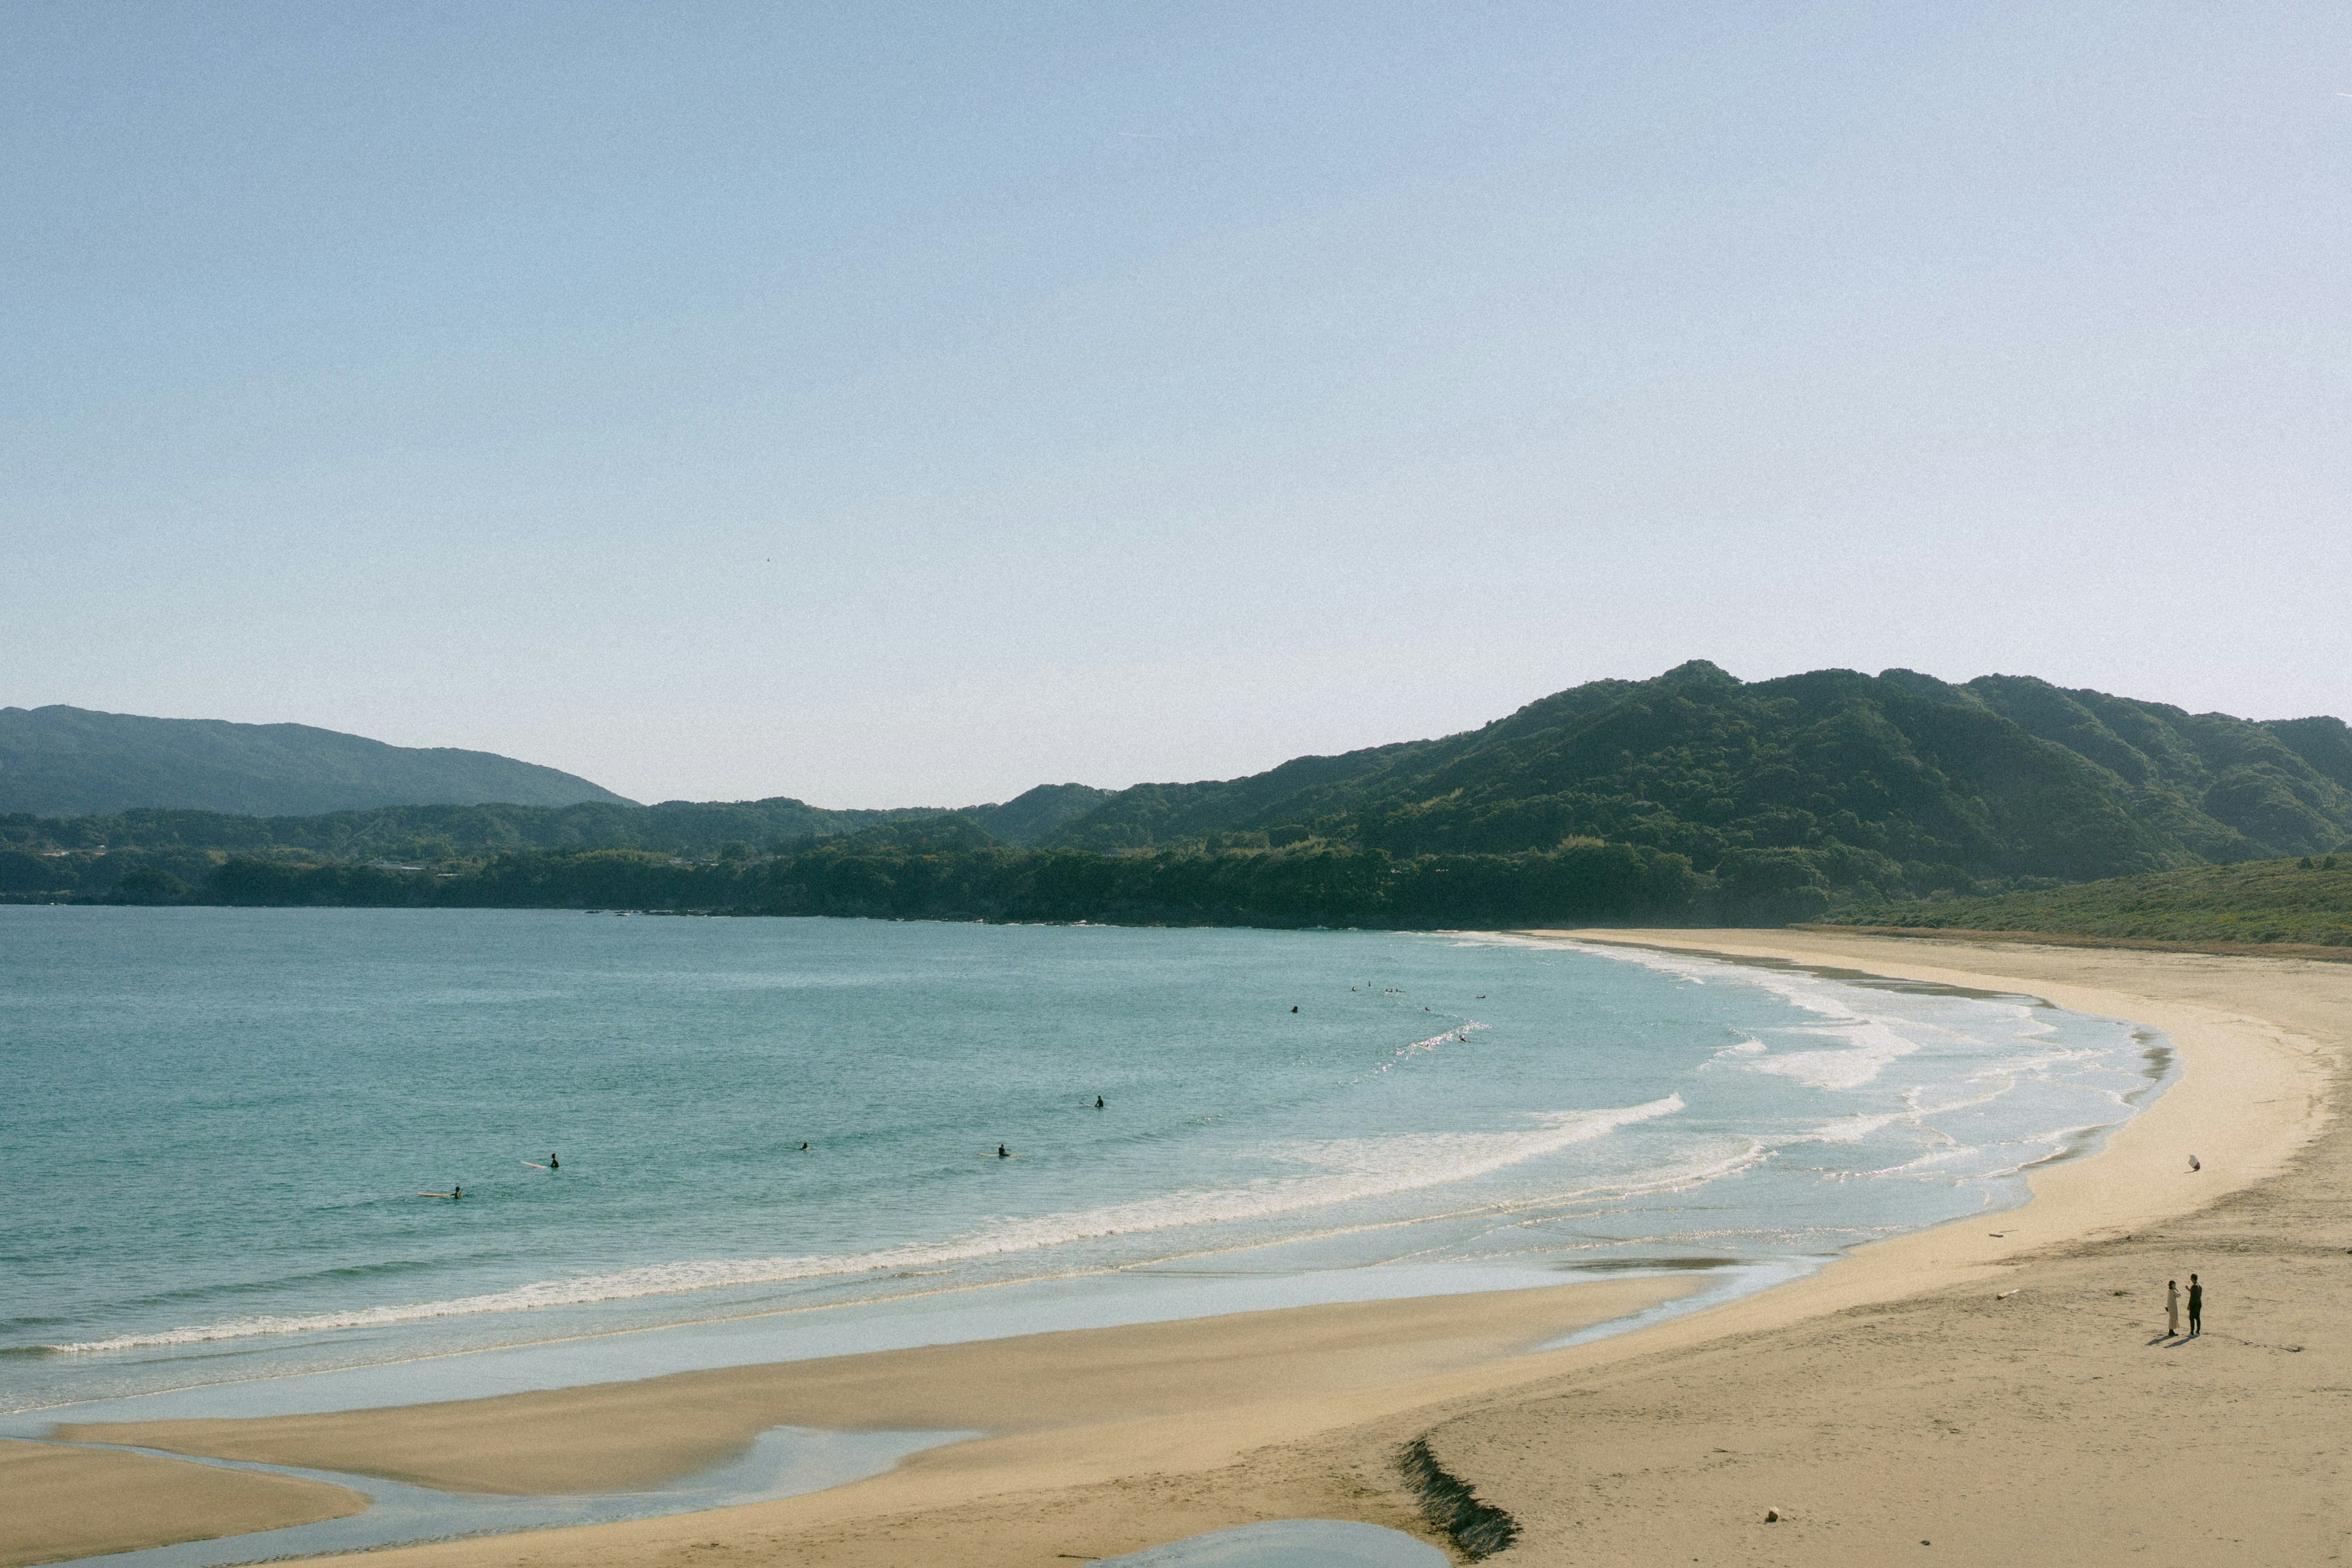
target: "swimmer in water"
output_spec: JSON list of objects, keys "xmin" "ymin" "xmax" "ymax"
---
[{"xmin": 997, "ymin": 1144, "xmax": 1009, "ymax": 1158}]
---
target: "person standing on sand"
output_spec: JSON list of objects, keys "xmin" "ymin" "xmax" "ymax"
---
[
  {"xmin": 2166, "ymin": 1279, "xmax": 2181, "ymax": 1337},
  {"xmin": 2188, "ymin": 1273, "xmax": 2203, "ymax": 1336}
]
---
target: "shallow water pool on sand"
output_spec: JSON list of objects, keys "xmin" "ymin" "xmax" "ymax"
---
[
  {"xmin": 37, "ymin": 1425, "xmax": 975, "ymax": 1568},
  {"xmin": 1099, "ymin": 1520, "xmax": 1448, "ymax": 1566}
]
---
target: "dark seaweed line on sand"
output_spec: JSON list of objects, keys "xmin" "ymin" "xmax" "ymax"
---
[{"xmin": 1399, "ymin": 1436, "xmax": 1519, "ymax": 1560}]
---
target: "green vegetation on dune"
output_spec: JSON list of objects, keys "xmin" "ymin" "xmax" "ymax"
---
[{"xmin": 1816, "ymin": 856, "xmax": 2352, "ymax": 947}]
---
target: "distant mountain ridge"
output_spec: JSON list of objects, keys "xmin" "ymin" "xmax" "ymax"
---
[
  {"xmin": 7, "ymin": 669, "xmax": 2350, "ymax": 925},
  {"xmin": 1022, "ymin": 663, "xmax": 2352, "ymax": 896},
  {"xmin": 0, "ymin": 705, "xmax": 635, "ymax": 816}
]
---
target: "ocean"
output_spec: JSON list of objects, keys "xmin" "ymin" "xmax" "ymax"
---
[{"xmin": 0, "ymin": 907, "xmax": 2168, "ymax": 1416}]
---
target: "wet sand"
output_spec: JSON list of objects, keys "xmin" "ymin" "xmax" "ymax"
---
[
  {"xmin": 29, "ymin": 932, "xmax": 2348, "ymax": 1566},
  {"xmin": 59, "ymin": 1276, "xmax": 1695, "ymax": 1497},
  {"xmin": 0, "ymin": 1437, "xmax": 366, "ymax": 1568}
]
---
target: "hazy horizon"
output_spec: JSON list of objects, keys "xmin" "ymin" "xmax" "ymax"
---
[{"xmin": 10, "ymin": 3, "xmax": 2348, "ymax": 806}]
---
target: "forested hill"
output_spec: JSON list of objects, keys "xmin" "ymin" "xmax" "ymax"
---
[
  {"xmin": 0, "ymin": 783, "xmax": 1118, "ymax": 903},
  {"xmin": 6, "ymin": 665, "xmax": 2348, "ymax": 927},
  {"xmin": 0, "ymin": 783, "xmax": 1108, "ymax": 865},
  {"xmin": 1033, "ymin": 662, "xmax": 2352, "ymax": 897},
  {"xmin": 0, "ymin": 705, "xmax": 632, "ymax": 816}
]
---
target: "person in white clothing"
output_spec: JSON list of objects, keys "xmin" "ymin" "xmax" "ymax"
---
[{"xmin": 2165, "ymin": 1278, "xmax": 2181, "ymax": 1338}]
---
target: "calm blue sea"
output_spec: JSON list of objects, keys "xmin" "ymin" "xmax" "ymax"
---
[{"xmin": 0, "ymin": 908, "xmax": 2168, "ymax": 1414}]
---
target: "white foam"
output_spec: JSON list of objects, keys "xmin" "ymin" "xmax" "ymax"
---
[
  {"xmin": 1746, "ymin": 1018, "xmax": 1923, "ymax": 1090},
  {"xmin": 1551, "ymin": 938, "xmax": 1958, "ymax": 1091},
  {"xmin": 53, "ymin": 1096, "xmax": 1686, "ymax": 1356},
  {"xmin": 1367, "ymin": 1019, "xmax": 1490, "ymax": 1075},
  {"xmin": 1788, "ymin": 1111, "xmax": 1906, "ymax": 1145}
]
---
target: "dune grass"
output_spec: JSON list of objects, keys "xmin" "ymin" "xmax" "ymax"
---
[{"xmin": 1817, "ymin": 855, "xmax": 2352, "ymax": 948}]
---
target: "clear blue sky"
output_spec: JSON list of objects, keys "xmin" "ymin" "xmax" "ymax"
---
[{"xmin": 8, "ymin": 2, "xmax": 2348, "ymax": 805}]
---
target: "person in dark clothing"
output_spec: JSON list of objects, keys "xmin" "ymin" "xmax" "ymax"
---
[
  {"xmin": 549, "ymin": 1154, "xmax": 559, "ymax": 1170},
  {"xmin": 997, "ymin": 1144, "xmax": 1009, "ymax": 1158},
  {"xmin": 2187, "ymin": 1273, "xmax": 2203, "ymax": 1335},
  {"xmin": 1095, "ymin": 1095, "xmax": 1104, "ymax": 1109}
]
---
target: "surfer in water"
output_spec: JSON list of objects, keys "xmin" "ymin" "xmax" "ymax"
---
[
  {"xmin": 1095, "ymin": 1095, "xmax": 1104, "ymax": 1109},
  {"xmin": 997, "ymin": 1144, "xmax": 1009, "ymax": 1158},
  {"xmin": 452, "ymin": 1186, "xmax": 463, "ymax": 1200},
  {"xmin": 549, "ymin": 1154, "xmax": 559, "ymax": 1170},
  {"xmin": 799, "ymin": 1141, "xmax": 810, "ymax": 1151}
]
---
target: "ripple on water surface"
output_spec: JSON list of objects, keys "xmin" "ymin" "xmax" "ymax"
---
[{"xmin": 0, "ymin": 910, "xmax": 2171, "ymax": 1411}]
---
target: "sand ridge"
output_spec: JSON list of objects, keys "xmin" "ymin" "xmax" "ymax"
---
[{"xmin": 0, "ymin": 1437, "xmax": 367, "ymax": 1568}]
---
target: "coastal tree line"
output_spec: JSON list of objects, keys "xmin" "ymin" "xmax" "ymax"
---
[{"xmin": 7, "ymin": 837, "xmax": 1838, "ymax": 928}]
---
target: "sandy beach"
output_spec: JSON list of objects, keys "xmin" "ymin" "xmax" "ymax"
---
[
  {"xmin": 0, "ymin": 1438, "xmax": 366, "ymax": 1568},
  {"xmin": 58, "ymin": 1275, "xmax": 1697, "ymax": 1497},
  {"xmin": 21, "ymin": 930, "xmax": 2349, "ymax": 1566}
]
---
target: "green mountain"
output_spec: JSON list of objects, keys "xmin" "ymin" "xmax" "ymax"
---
[
  {"xmin": 961, "ymin": 783, "xmax": 1114, "ymax": 845},
  {"xmin": 0, "ymin": 705, "xmax": 633, "ymax": 816},
  {"xmin": 4, "ymin": 796, "xmax": 891, "ymax": 862},
  {"xmin": 1031, "ymin": 663, "xmax": 2352, "ymax": 900},
  {"xmin": 8, "ymin": 665, "xmax": 2349, "ymax": 927}
]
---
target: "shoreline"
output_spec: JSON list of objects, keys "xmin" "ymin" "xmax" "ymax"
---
[
  {"xmin": 16, "ymin": 931, "xmax": 2341, "ymax": 1566},
  {"xmin": 55, "ymin": 1277, "xmax": 1700, "ymax": 1498},
  {"xmin": 1500, "ymin": 930, "xmax": 2331, "ymax": 1346}
]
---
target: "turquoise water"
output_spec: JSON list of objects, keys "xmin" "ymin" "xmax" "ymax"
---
[{"xmin": 0, "ymin": 908, "xmax": 2166, "ymax": 1414}]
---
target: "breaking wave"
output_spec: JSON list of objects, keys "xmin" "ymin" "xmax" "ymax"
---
[{"xmin": 52, "ymin": 1096, "xmax": 1686, "ymax": 1355}]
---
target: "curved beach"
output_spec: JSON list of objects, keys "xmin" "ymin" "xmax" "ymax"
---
[{"xmin": 21, "ymin": 932, "xmax": 2346, "ymax": 1566}]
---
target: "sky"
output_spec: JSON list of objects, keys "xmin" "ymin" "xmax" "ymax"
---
[{"xmin": 7, "ymin": 2, "xmax": 2350, "ymax": 807}]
